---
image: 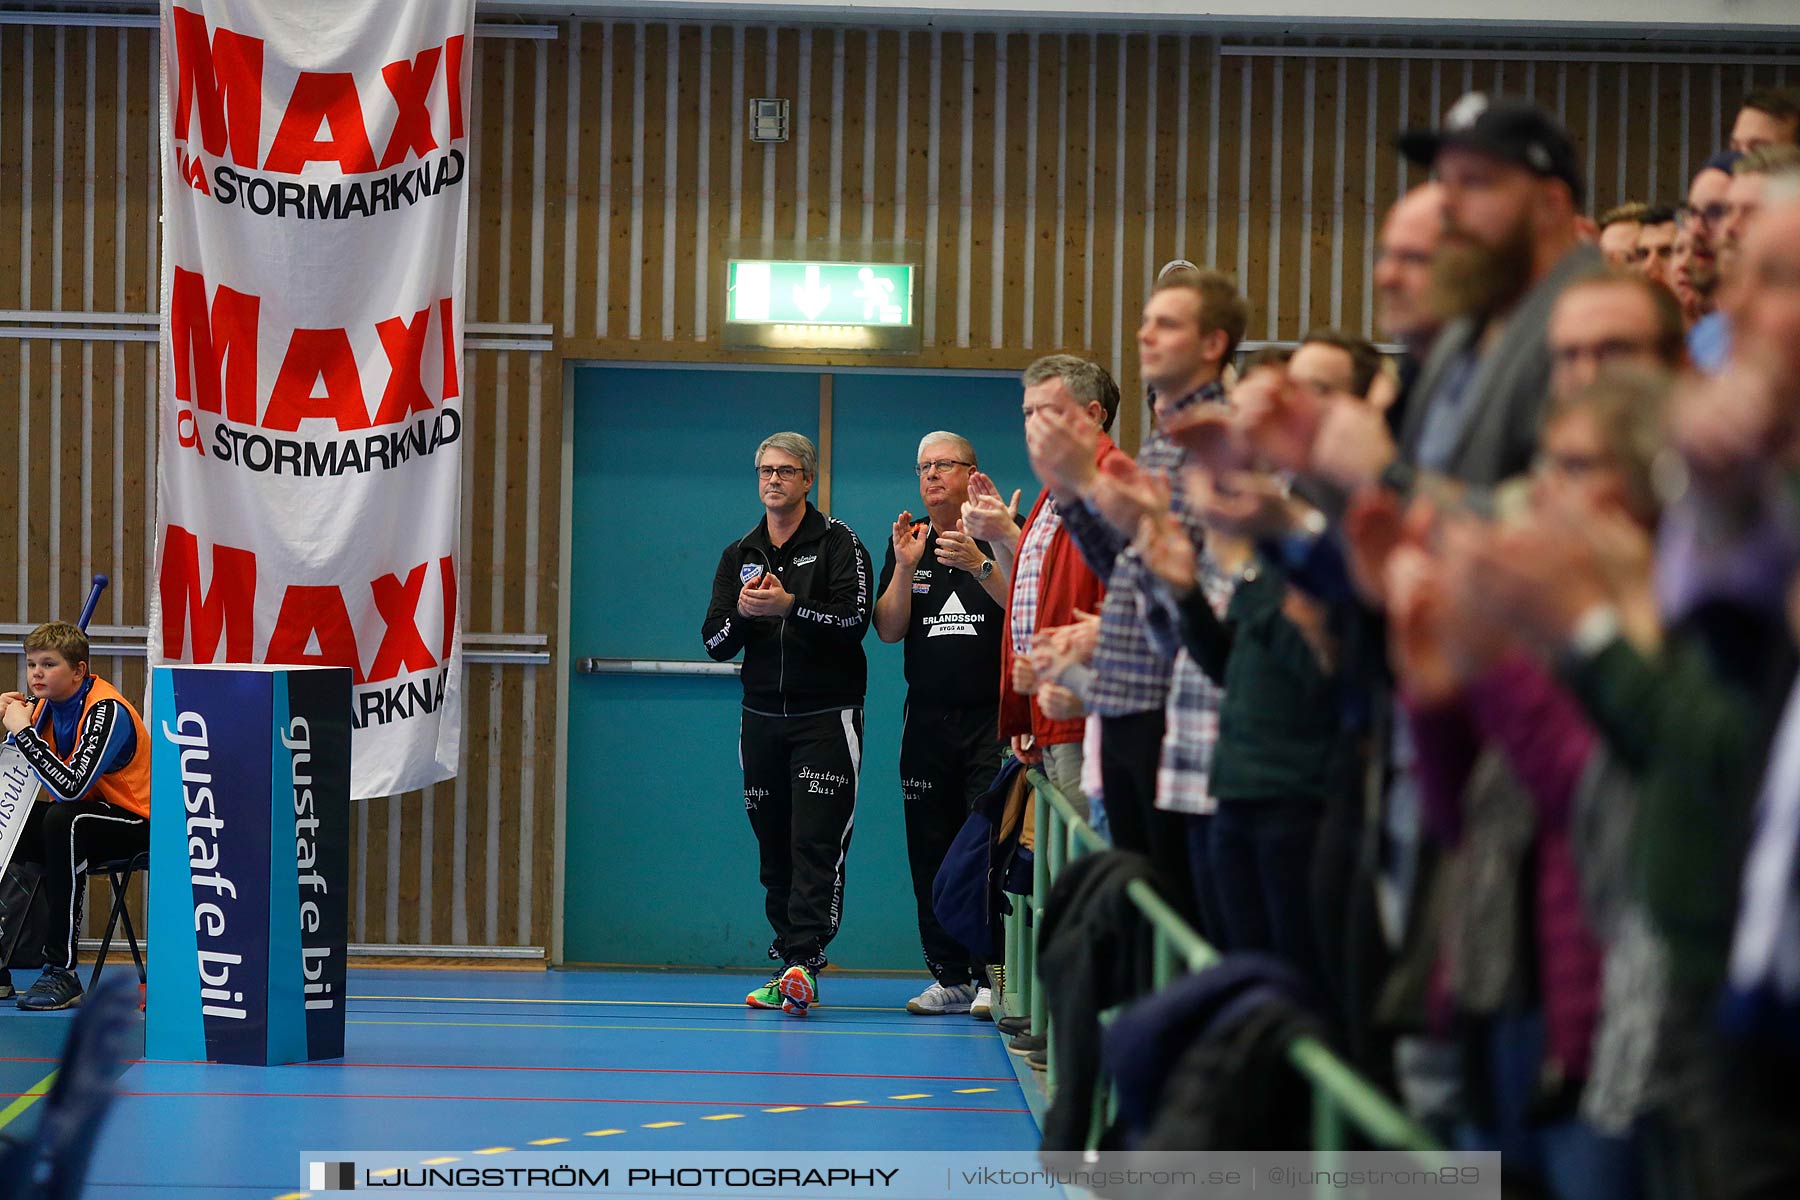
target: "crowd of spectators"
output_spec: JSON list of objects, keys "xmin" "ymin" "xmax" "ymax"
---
[{"xmin": 984, "ymin": 83, "xmax": 1800, "ymax": 1200}]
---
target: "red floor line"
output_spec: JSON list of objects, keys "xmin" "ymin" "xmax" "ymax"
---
[
  {"xmin": 117, "ymin": 1058, "xmax": 1013, "ymax": 1083},
  {"xmin": 294, "ymin": 1060, "xmax": 1016, "ymax": 1082},
  {"xmin": 114, "ymin": 1090, "xmax": 1028, "ymax": 1114}
]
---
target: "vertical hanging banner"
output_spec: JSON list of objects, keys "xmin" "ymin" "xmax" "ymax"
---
[{"xmin": 151, "ymin": 0, "xmax": 473, "ymax": 798}]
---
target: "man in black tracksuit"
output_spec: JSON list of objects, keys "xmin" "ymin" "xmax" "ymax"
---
[
  {"xmin": 873, "ymin": 432, "xmax": 1008, "ymax": 1016},
  {"xmin": 702, "ymin": 431, "xmax": 872, "ymax": 1017}
]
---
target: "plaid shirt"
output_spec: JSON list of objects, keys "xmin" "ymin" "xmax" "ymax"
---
[
  {"xmin": 1058, "ymin": 381, "xmax": 1226, "ymax": 717},
  {"xmin": 1009, "ymin": 494, "xmax": 1063, "ymax": 655},
  {"xmin": 1154, "ymin": 551, "xmax": 1237, "ymax": 815}
]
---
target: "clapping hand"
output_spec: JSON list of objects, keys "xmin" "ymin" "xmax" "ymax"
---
[
  {"xmin": 962, "ymin": 471, "xmax": 1022, "ymax": 545},
  {"xmin": 1030, "ymin": 613, "xmax": 1101, "ymax": 684},
  {"xmin": 1028, "ymin": 624, "xmax": 1077, "ymax": 684},
  {"xmin": 737, "ymin": 571, "xmax": 795, "ymax": 618},
  {"xmin": 937, "ymin": 521, "xmax": 988, "ymax": 572},
  {"xmin": 1011, "ymin": 652, "xmax": 1040, "ymax": 696},
  {"xmin": 1184, "ymin": 464, "xmax": 1299, "ymax": 539},
  {"xmin": 1164, "ymin": 406, "xmax": 1254, "ymax": 475},
  {"xmin": 1342, "ymin": 487, "xmax": 1407, "ymax": 607},
  {"xmin": 1135, "ymin": 510, "xmax": 1198, "ymax": 595},
  {"xmin": 1311, "ymin": 397, "xmax": 1399, "ymax": 492},
  {"xmin": 1026, "ymin": 404, "xmax": 1100, "ymax": 496},
  {"xmin": 1671, "ymin": 355, "xmax": 1790, "ymax": 500},
  {"xmin": 1235, "ymin": 364, "xmax": 1325, "ymax": 475},
  {"xmin": 1092, "ymin": 454, "xmax": 1171, "ymax": 538},
  {"xmin": 1068, "ymin": 609, "xmax": 1101, "ymax": 658},
  {"xmin": 1384, "ymin": 544, "xmax": 1463, "ymax": 704},
  {"xmin": 891, "ymin": 510, "xmax": 928, "ymax": 569},
  {"xmin": 1447, "ymin": 502, "xmax": 1610, "ymax": 655},
  {"xmin": 1037, "ymin": 681, "xmax": 1085, "ymax": 721}
]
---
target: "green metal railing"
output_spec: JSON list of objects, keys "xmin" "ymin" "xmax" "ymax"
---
[{"xmin": 1003, "ymin": 767, "xmax": 1446, "ymax": 1167}]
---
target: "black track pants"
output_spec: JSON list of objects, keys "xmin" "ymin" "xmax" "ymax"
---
[
  {"xmin": 11, "ymin": 797, "xmax": 148, "ymax": 970},
  {"xmin": 740, "ymin": 708, "xmax": 863, "ymax": 971},
  {"xmin": 899, "ymin": 702, "xmax": 1002, "ymax": 985}
]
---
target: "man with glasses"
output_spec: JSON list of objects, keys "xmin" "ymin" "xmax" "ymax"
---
[
  {"xmin": 1547, "ymin": 269, "xmax": 1688, "ymax": 398},
  {"xmin": 1683, "ymin": 151, "xmax": 1743, "ymax": 370},
  {"xmin": 1690, "ymin": 146, "xmax": 1800, "ymax": 381},
  {"xmin": 702, "ymin": 431, "xmax": 873, "ymax": 1018},
  {"xmin": 874, "ymin": 433, "xmax": 1007, "ymax": 1017},
  {"xmin": 1688, "ymin": 146, "xmax": 1800, "ymax": 374},
  {"xmin": 1373, "ymin": 183, "xmax": 1447, "ymax": 428}
]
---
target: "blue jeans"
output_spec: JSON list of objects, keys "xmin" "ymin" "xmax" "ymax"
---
[
  {"xmin": 1457, "ymin": 1010, "xmax": 1641, "ymax": 1200},
  {"xmin": 1208, "ymin": 798, "xmax": 1324, "ymax": 987}
]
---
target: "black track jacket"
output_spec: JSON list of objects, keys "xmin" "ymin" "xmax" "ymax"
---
[{"xmin": 702, "ymin": 502, "xmax": 872, "ymax": 715}]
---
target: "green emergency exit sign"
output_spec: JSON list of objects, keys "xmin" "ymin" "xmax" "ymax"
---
[{"xmin": 726, "ymin": 259, "xmax": 915, "ymax": 327}]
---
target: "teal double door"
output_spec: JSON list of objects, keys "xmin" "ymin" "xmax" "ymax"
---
[{"xmin": 564, "ymin": 364, "xmax": 1031, "ymax": 969}]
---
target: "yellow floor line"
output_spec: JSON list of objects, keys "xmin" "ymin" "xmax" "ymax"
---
[
  {"xmin": 348, "ymin": 1018, "xmax": 992, "ymax": 1040},
  {"xmin": 528, "ymin": 1137, "xmax": 569, "ymax": 1145},
  {"xmin": 824, "ymin": 1099, "xmax": 866, "ymax": 1107},
  {"xmin": 368, "ymin": 1169, "xmax": 400, "ymax": 1178},
  {"xmin": 953, "ymin": 1087, "xmax": 996, "ymax": 1094},
  {"xmin": 762, "ymin": 1106, "xmax": 805, "ymax": 1113},
  {"xmin": 272, "ymin": 1193, "xmax": 310, "ymax": 1200},
  {"xmin": 584, "ymin": 1129, "xmax": 626, "ymax": 1137},
  {"xmin": 0, "ymin": 1070, "xmax": 58, "ymax": 1133},
  {"xmin": 473, "ymin": 1146, "xmax": 512, "ymax": 1155},
  {"xmin": 889, "ymin": 1093, "xmax": 931, "ymax": 1100},
  {"xmin": 642, "ymin": 1121, "xmax": 683, "ymax": 1129},
  {"xmin": 421, "ymin": 1157, "xmax": 460, "ymax": 1165},
  {"xmin": 701, "ymin": 1113, "xmax": 745, "ymax": 1121}
]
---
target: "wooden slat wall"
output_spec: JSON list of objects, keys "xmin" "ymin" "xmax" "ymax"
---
[{"xmin": 1, "ymin": 20, "xmax": 1797, "ymax": 951}]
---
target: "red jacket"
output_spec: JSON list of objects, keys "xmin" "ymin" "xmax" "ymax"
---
[{"xmin": 998, "ymin": 432, "xmax": 1118, "ymax": 747}]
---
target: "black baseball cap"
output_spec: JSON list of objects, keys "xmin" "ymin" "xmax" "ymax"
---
[{"xmin": 1396, "ymin": 92, "xmax": 1585, "ymax": 206}]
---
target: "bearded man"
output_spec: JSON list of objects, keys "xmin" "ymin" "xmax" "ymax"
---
[{"xmin": 1301, "ymin": 95, "xmax": 1601, "ymax": 500}]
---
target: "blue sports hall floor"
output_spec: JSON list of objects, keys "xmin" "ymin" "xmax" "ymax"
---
[{"xmin": 0, "ymin": 968, "xmax": 1041, "ymax": 1198}]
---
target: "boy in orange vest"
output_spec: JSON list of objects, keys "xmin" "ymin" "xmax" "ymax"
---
[{"xmin": 0, "ymin": 621, "xmax": 151, "ymax": 1010}]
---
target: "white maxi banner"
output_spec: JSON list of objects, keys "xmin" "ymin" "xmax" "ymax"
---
[{"xmin": 151, "ymin": 0, "xmax": 473, "ymax": 798}]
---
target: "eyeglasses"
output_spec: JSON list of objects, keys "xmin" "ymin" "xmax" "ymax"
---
[
  {"xmin": 1549, "ymin": 338, "xmax": 1662, "ymax": 372},
  {"xmin": 1682, "ymin": 201, "xmax": 1729, "ymax": 229},
  {"xmin": 915, "ymin": 459, "xmax": 973, "ymax": 477},
  {"xmin": 1534, "ymin": 450, "xmax": 1611, "ymax": 479},
  {"xmin": 755, "ymin": 465, "xmax": 806, "ymax": 481}
]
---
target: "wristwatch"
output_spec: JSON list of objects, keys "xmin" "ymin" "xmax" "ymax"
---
[
  {"xmin": 977, "ymin": 559, "xmax": 995, "ymax": 580},
  {"xmin": 1378, "ymin": 458, "xmax": 1417, "ymax": 499}
]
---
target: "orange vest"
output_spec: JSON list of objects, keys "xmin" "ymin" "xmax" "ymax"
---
[{"xmin": 31, "ymin": 676, "xmax": 152, "ymax": 818}]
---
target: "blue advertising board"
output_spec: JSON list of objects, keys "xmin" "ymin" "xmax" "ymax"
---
[{"xmin": 147, "ymin": 664, "xmax": 351, "ymax": 1066}]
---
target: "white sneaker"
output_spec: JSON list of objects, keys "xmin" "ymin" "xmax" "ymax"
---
[
  {"xmin": 906, "ymin": 981, "xmax": 976, "ymax": 1015},
  {"xmin": 970, "ymin": 986, "xmax": 993, "ymax": 1019}
]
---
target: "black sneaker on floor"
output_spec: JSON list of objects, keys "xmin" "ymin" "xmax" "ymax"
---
[
  {"xmin": 1007, "ymin": 1031, "xmax": 1046, "ymax": 1056},
  {"xmin": 18, "ymin": 965, "xmax": 83, "ymax": 1011},
  {"xmin": 995, "ymin": 1014, "xmax": 1030, "ymax": 1037},
  {"xmin": 1027, "ymin": 1047, "xmax": 1047, "ymax": 1072},
  {"xmin": 0, "ymin": 968, "xmax": 12, "ymax": 1000}
]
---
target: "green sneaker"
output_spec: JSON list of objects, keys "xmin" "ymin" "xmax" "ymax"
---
[
  {"xmin": 745, "ymin": 978, "xmax": 783, "ymax": 1009},
  {"xmin": 778, "ymin": 965, "xmax": 817, "ymax": 1017}
]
